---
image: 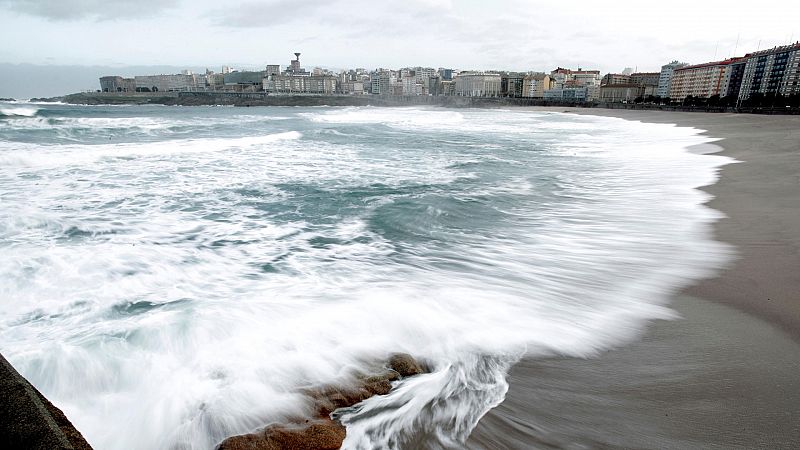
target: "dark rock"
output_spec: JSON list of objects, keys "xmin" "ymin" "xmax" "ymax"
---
[
  {"xmin": 388, "ymin": 353, "xmax": 426, "ymax": 377},
  {"xmin": 217, "ymin": 419, "xmax": 345, "ymax": 450},
  {"xmin": 216, "ymin": 355, "xmax": 428, "ymax": 449},
  {"xmin": 0, "ymin": 353, "xmax": 93, "ymax": 450},
  {"xmin": 29, "ymin": 97, "xmax": 62, "ymax": 103}
]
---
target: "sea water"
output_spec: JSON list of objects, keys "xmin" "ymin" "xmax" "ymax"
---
[{"xmin": 0, "ymin": 103, "xmax": 731, "ymax": 449}]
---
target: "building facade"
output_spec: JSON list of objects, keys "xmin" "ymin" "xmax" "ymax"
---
[
  {"xmin": 369, "ymin": 71, "xmax": 395, "ymax": 95},
  {"xmin": 657, "ymin": 61, "xmax": 688, "ymax": 98},
  {"xmin": 266, "ymin": 75, "xmax": 337, "ymax": 94},
  {"xmin": 266, "ymin": 65, "xmax": 281, "ymax": 76},
  {"xmin": 550, "ymin": 67, "xmax": 601, "ymax": 100},
  {"xmin": 738, "ymin": 43, "xmax": 800, "ymax": 100},
  {"xmin": 224, "ymin": 71, "xmax": 265, "ymax": 86},
  {"xmin": 133, "ymin": 74, "xmax": 203, "ymax": 92},
  {"xmin": 543, "ymin": 86, "xmax": 589, "ymax": 102},
  {"xmin": 630, "ymin": 72, "xmax": 660, "ymax": 88},
  {"xmin": 99, "ymin": 76, "xmax": 136, "ymax": 92},
  {"xmin": 402, "ymin": 76, "xmax": 424, "ymax": 95},
  {"xmin": 522, "ymin": 73, "xmax": 552, "ymax": 98},
  {"xmin": 599, "ymin": 84, "xmax": 644, "ymax": 102},
  {"xmin": 722, "ymin": 59, "xmax": 748, "ymax": 99},
  {"xmin": 668, "ymin": 58, "xmax": 745, "ymax": 100},
  {"xmin": 438, "ymin": 68, "xmax": 454, "ymax": 81},
  {"xmin": 441, "ymin": 80, "xmax": 456, "ymax": 96},
  {"xmin": 454, "ymin": 72, "xmax": 502, "ymax": 97},
  {"xmin": 500, "ymin": 73, "xmax": 526, "ymax": 97},
  {"xmin": 601, "ymin": 73, "xmax": 631, "ymax": 86},
  {"xmin": 338, "ymin": 81, "xmax": 365, "ymax": 94}
]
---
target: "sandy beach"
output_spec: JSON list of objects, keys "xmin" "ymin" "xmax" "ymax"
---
[{"xmin": 470, "ymin": 110, "xmax": 800, "ymax": 449}]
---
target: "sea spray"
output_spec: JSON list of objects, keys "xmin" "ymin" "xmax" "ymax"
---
[{"xmin": 0, "ymin": 104, "xmax": 733, "ymax": 449}]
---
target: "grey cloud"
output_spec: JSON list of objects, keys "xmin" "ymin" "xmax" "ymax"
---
[
  {"xmin": 207, "ymin": 0, "xmax": 454, "ymax": 32},
  {"xmin": 207, "ymin": 0, "xmax": 335, "ymax": 28},
  {"xmin": 0, "ymin": 0, "xmax": 180, "ymax": 21}
]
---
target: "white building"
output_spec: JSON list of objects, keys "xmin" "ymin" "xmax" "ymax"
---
[
  {"xmin": 454, "ymin": 72, "xmax": 501, "ymax": 97},
  {"xmin": 657, "ymin": 61, "xmax": 688, "ymax": 98},
  {"xmin": 370, "ymin": 70, "xmax": 395, "ymax": 95},
  {"xmin": 549, "ymin": 68, "xmax": 601, "ymax": 100},
  {"xmin": 402, "ymin": 77, "xmax": 424, "ymax": 95},
  {"xmin": 668, "ymin": 58, "xmax": 746, "ymax": 100},
  {"xmin": 265, "ymin": 75, "xmax": 336, "ymax": 94},
  {"xmin": 338, "ymin": 81, "xmax": 365, "ymax": 94}
]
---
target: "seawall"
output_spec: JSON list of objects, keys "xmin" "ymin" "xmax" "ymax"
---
[
  {"xmin": 57, "ymin": 92, "xmax": 800, "ymax": 114},
  {"xmin": 0, "ymin": 353, "xmax": 93, "ymax": 450}
]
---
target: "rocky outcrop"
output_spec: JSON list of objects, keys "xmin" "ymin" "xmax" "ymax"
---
[
  {"xmin": 216, "ymin": 354, "xmax": 428, "ymax": 450},
  {"xmin": 217, "ymin": 420, "xmax": 346, "ymax": 450},
  {"xmin": 0, "ymin": 353, "xmax": 93, "ymax": 450},
  {"xmin": 388, "ymin": 353, "xmax": 426, "ymax": 377}
]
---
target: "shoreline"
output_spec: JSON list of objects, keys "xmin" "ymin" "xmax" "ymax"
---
[
  {"xmin": 2, "ymin": 105, "xmax": 798, "ymax": 449},
  {"xmin": 564, "ymin": 109, "xmax": 800, "ymax": 340},
  {"xmin": 470, "ymin": 109, "xmax": 800, "ymax": 448}
]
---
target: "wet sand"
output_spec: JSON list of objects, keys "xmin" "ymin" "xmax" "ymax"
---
[{"xmin": 469, "ymin": 110, "xmax": 800, "ymax": 449}]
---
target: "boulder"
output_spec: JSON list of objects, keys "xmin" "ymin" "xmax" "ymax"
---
[
  {"xmin": 388, "ymin": 353, "xmax": 426, "ymax": 377},
  {"xmin": 217, "ymin": 419, "xmax": 345, "ymax": 450},
  {"xmin": 216, "ymin": 354, "xmax": 428, "ymax": 450}
]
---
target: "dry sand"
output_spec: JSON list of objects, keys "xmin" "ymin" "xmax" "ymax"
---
[{"xmin": 469, "ymin": 110, "xmax": 800, "ymax": 449}]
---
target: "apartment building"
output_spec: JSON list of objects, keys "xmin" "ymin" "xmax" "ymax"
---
[
  {"xmin": 630, "ymin": 72, "xmax": 660, "ymax": 87},
  {"xmin": 543, "ymin": 86, "xmax": 590, "ymax": 102},
  {"xmin": 501, "ymin": 72, "xmax": 526, "ymax": 97},
  {"xmin": 454, "ymin": 72, "xmax": 502, "ymax": 97},
  {"xmin": 601, "ymin": 73, "xmax": 631, "ymax": 86},
  {"xmin": 738, "ymin": 42, "xmax": 800, "ymax": 100},
  {"xmin": 266, "ymin": 75, "xmax": 337, "ymax": 94},
  {"xmin": 668, "ymin": 58, "xmax": 745, "ymax": 100},
  {"xmin": 522, "ymin": 73, "xmax": 552, "ymax": 98},
  {"xmin": 657, "ymin": 61, "xmax": 688, "ymax": 97},
  {"xmin": 599, "ymin": 84, "xmax": 644, "ymax": 102},
  {"xmin": 550, "ymin": 67, "xmax": 601, "ymax": 100}
]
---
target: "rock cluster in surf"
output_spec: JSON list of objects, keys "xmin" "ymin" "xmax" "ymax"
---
[{"xmin": 216, "ymin": 353, "xmax": 427, "ymax": 450}]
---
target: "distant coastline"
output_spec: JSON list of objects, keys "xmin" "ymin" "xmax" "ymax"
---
[{"xmin": 27, "ymin": 92, "xmax": 800, "ymax": 115}]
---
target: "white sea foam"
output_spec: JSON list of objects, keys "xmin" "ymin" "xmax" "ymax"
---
[
  {"xmin": 0, "ymin": 131, "xmax": 302, "ymax": 169},
  {"xmin": 0, "ymin": 105, "xmax": 40, "ymax": 117},
  {"xmin": 0, "ymin": 107, "xmax": 733, "ymax": 450}
]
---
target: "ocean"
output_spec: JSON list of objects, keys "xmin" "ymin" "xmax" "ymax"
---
[{"xmin": 0, "ymin": 102, "xmax": 731, "ymax": 449}]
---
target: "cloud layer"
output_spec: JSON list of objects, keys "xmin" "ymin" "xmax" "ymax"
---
[
  {"xmin": 1, "ymin": 0, "xmax": 179, "ymax": 21},
  {"xmin": 0, "ymin": 0, "xmax": 796, "ymax": 77}
]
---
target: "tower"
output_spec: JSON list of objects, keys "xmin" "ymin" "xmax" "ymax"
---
[{"xmin": 290, "ymin": 53, "xmax": 301, "ymax": 74}]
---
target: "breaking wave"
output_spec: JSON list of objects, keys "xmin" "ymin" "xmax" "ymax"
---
[{"xmin": 0, "ymin": 104, "xmax": 733, "ymax": 450}]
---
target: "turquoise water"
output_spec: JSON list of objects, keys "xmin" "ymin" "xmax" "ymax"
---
[{"xmin": 0, "ymin": 103, "xmax": 730, "ymax": 449}]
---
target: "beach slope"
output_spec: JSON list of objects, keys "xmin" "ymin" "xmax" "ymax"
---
[{"xmin": 470, "ymin": 110, "xmax": 800, "ymax": 449}]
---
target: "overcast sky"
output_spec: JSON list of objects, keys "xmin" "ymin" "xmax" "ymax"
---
[{"xmin": 0, "ymin": 0, "xmax": 798, "ymax": 97}]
